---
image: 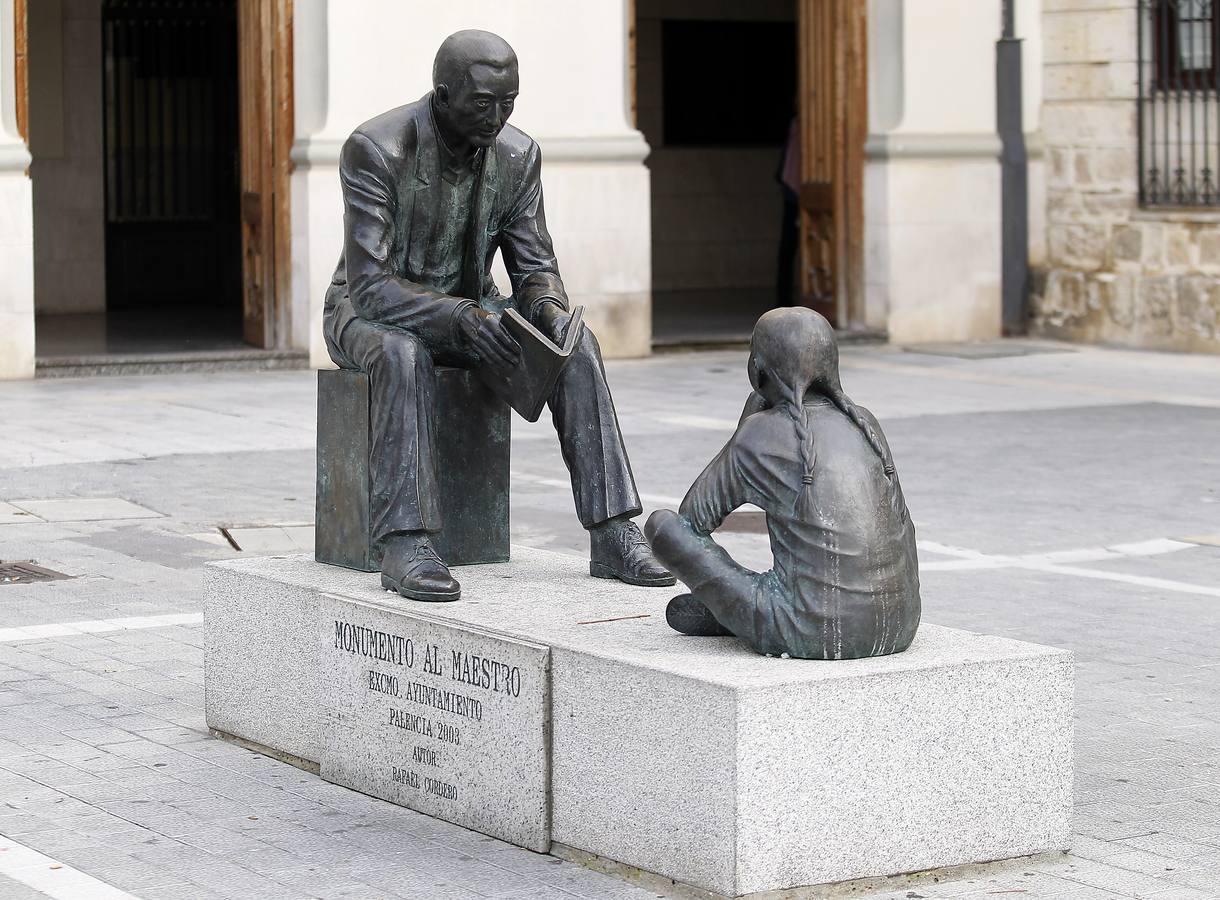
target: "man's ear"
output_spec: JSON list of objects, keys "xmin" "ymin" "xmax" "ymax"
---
[{"xmin": 435, "ymin": 84, "xmax": 450, "ymax": 108}]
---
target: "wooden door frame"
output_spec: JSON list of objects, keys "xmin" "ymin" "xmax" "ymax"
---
[
  {"xmin": 797, "ymin": 0, "xmax": 866, "ymax": 328},
  {"xmin": 238, "ymin": 0, "xmax": 293, "ymax": 349},
  {"xmin": 14, "ymin": 0, "xmax": 27, "ymax": 143},
  {"xmin": 838, "ymin": 0, "xmax": 866, "ymax": 328}
]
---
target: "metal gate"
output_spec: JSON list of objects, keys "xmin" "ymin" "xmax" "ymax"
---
[{"xmin": 102, "ymin": 0, "xmax": 241, "ymax": 311}]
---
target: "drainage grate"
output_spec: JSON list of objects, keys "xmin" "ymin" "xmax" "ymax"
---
[{"xmin": 0, "ymin": 561, "xmax": 72, "ymax": 585}]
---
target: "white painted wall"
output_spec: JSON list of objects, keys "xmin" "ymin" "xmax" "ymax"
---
[
  {"xmin": 0, "ymin": 0, "xmax": 35, "ymax": 379},
  {"xmin": 291, "ymin": 0, "xmax": 652, "ymax": 364},
  {"xmin": 320, "ymin": 2, "xmax": 632, "ymax": 142},
  {"xmin": 864, "ymin": 0, "xmax": 1009, "ymax": 342},
  {"xmin": 893, "ymin": 1, "xmax": 998, "ymax": 138}
]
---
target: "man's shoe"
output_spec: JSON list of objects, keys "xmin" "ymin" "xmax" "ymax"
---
[
  {"xmin": 380, "ymin": 533, "xmax": 461, "ymax": 602},
  {"xmin": 589, "ymin": 517, "xmax": 677, "ymax": 587},
  {"xmin": 665, "ymin": 593, "xmax": 733, "ymax": 637}
]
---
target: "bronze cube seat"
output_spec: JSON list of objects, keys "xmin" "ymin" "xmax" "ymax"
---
[{"xmin": 314, "ymin": 367, "xmax": 510, "ymax": 571}]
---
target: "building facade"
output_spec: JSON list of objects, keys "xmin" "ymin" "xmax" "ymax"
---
[
  {"xmin": 21, "ymin": 2, "xmax": 1203, "ymax": 383},
  {"xmin": 1034, "ymin": 0, "xmax": 1220, "ymax": 352}
]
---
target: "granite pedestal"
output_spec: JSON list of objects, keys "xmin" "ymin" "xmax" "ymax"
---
[
  {"xmin": 205, "ymin": 549, "xmax": 1074, "ymax": 897},
  {"xmin": 315, "ymin": 367, "xmax": 510, "ymax": 571}
]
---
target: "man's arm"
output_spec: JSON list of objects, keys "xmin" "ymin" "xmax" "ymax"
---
[
  {"xmin": 340, "ymin": 132, "xmax": 474, "ymax": 350},
  {"xmin": 498, "ymin": 143, "xmax": 569, "ymax": 335}
]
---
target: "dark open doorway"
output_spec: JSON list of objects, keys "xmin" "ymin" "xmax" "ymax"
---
[
  {"xmin": 634, "ymin": 0, "xmax": 868, "ymax": 346},
  {"xmin": 28, "ymin": 0, "xmax": 297, "ymax": 368},
  {"xmin": 100, "ymin": 0, "xmax": 242, "ymax": 342},
  {"xmin": 635, "ymin": 1, "xmax": 798, "ymax": 346}
]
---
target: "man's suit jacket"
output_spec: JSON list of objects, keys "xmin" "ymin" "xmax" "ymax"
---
[{"xmin": 324, "ymin": 93, "xmax": 568, "ymax": 357}]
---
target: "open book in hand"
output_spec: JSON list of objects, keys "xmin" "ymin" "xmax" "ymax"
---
[{"xmin": 478, "ymin": 305, "xmax": 585, "ymax": 422}]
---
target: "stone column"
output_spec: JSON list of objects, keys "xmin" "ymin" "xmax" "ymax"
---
[
  {"xmin": 0, "ymin": 0, "xmax": 35, "ymax": 380},
  {"xmin": 863, "ymin": 0, "xmax": 1009, "ymax": 343},
  {"xmin": 290, "ymin": 0, "xmax": 652, "ymax": 365},
  {"xmin": 288, "ymin": 0, "xmax": 340, "ymax": 368}
]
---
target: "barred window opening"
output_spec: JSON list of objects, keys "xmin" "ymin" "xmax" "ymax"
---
[{"xmin": 1139, "ymin": 0, "xmax": 1220, "ymax": 206}]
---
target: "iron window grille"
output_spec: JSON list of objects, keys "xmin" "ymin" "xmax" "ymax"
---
[{"xmin": 1139, "ymin": 0, "xmax": 1220, "ymax": 205}]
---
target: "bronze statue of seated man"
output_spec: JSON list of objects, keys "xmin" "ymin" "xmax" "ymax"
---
[
  {"xmin": 645, "ymin": 308, "xmax": 920, "ymax": 660},
  {"xmin": 323, "ymin": 30, "xmax": 673, "ymax": 602}
]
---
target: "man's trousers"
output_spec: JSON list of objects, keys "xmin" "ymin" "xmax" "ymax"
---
[{"xmin": 324, "ymin": 303, "xmax": 643, "ymax": 546}]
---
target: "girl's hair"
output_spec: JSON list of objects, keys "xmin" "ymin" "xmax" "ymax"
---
[{"xmin": 751, "ymin": 308, "xmax": 895, "ymax": 518}]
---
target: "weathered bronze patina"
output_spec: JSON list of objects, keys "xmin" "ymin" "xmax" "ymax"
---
[
  {"xmin": 646, "ymin": 308, "xmax": 920, "ymax": 660},
  {"xmin": 320, "ymin": 30, "xmax": 673, "ymax": 602}
]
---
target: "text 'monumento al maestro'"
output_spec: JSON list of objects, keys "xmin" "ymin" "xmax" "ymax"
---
[{"xmin": 321, "ymin": 594, "xmax": 549, "ymax": 851}]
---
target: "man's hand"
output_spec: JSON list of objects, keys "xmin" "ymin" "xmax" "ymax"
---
[
  {"xmin": 533, "ymin": 300, "xmax": 569, "ymax": 343},
  {"xmin": 459, "ymin": 308, "xmax": 520, "ymax": 376}
]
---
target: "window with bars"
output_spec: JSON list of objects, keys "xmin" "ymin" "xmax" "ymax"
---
[{"xmin": 1139, "ymin": 0, "xmax": 1220, "ymax": 205}]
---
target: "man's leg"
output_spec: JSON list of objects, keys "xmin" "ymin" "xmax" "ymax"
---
[
  {"xmin": 335, "ymin": 316, "xmax": 460, "ymax": 602},
  {"xmin": 547, "ymin": 324, "xmax": 674, "ymax": 586},
  {"xmin": 549, "ymin": 325, "xmax": 639, "ymax": 523}
]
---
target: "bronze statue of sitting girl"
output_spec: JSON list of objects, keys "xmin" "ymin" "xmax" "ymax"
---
[{"xmin": 645, "ymin": 308, "xmax": 921, "ymax": 660}]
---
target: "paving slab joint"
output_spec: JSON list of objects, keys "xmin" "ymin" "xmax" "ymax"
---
[
  {"xmin": 551, "ymin": 844, "xmax": 1075, "ymax": 899},
  {"xmin": 209, "ymin": 727, "xmax": 321, "ymax": 775}
]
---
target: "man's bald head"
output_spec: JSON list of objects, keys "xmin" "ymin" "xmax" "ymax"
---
[
  {"xmin": 433, "ymin": 30, "xmax": 517, "ymax": 92},
  {"xmin": 431, "ymin": 30, "xmax": 520, "ymax": 153}
]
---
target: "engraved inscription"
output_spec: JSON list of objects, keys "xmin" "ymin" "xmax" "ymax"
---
[
  {"xmin": 391, "ymin": 767, "xmax": 419, "ymax": 788},
  {"xmin": 450, "ymin": 650, "xmax": 521, "ymax": 696},
  {"xmin": 367, "ymin": 669, "xmax": 400, "ymax": 697},
  {"xmin": 334, "ymin": 621, "xmax": 414, "ymax": 667},
  {"xmin": 437, "ymin": 720, "xmax": 461, "ymax": 746},
  {"xmin": 388, "ymin": 706, "xmax": 433, "ymax": 736},
  {"xmin": 425, "ymin": 776, "xmax": 458, "ymax": 800},
  {"xmin": 413, "ymin": 745, "xmax": 439, "ymax": 767},
  {"xmin": 329, "ymin": 616, "xmax": 541, "ymax": 827}
]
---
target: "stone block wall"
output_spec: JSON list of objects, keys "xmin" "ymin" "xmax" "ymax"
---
[{"xmin": 1034, "ymin": 0, "xmax": 1220, "ymax": 351}]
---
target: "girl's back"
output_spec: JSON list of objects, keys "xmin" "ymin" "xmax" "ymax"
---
[{"xmin": 741, "ymin": 400, "xmax": 920, "ymax": 659}]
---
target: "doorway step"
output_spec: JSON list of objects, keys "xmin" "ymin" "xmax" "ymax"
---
[
  {"xmin": 34, "ymin": 311, "xmax": 307, "ymax": 377},
  {"xmin": 36, "ymin": 349, "xmax": 308, "ymax": 379},
  {"xmin": 650, "ymin": 287, "xmax": 887, "ymax": 350}
]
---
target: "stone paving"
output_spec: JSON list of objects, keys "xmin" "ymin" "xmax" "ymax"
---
[{"xmin": 0, "ymin": 339, "xmax": 1218, "ymax": 899}]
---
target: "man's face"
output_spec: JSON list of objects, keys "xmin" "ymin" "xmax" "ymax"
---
[{"xmin": 437, "ymin": 62, "xmax": 519, "ymax": 149}]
